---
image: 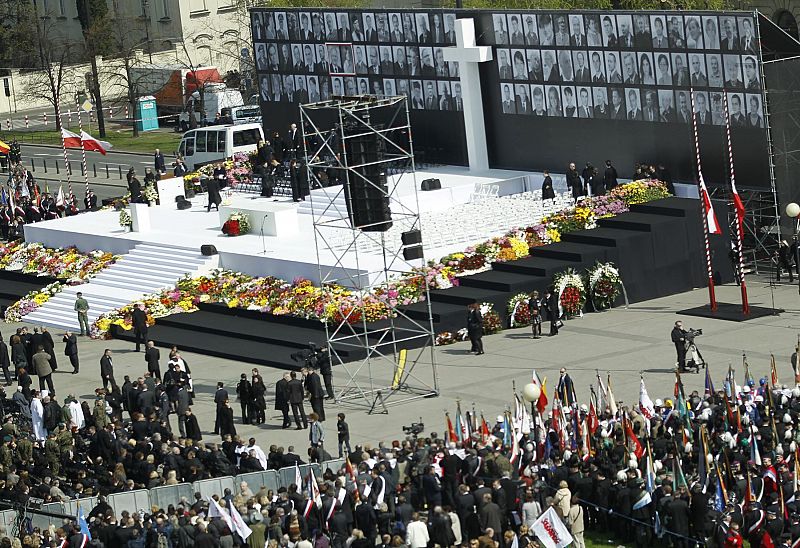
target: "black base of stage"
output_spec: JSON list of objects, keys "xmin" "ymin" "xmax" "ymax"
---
[
  {"xmin": 677, "ymin": 302, "xmax": 781, "ymax": 322},
  {"xmin": 0, "ymin": 270, "xmax": 59, "ymax": 316},
  {"xmin": 108, "ymin": 196, "xmax": 734, "ymax": 368}
]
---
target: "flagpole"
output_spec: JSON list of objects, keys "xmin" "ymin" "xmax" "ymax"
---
[
  {"xmin": 689, "ymin": 86, "xmax": 718, "ymax": 311},
  {"xmin": 75, "ymin": 98, "xmax": 91, "ymax": 198},
  {"xmin": 55, "ymin": 104, "xmax": 74, "ymax": 202},
  {"xmin": 722, "ymin": 88, "xmax": 750, "ymax": 315}
]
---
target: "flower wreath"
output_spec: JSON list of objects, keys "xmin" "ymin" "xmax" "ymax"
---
[
  {"xmin": 142, "ymin": 183, "xmax": 159, "ymax": 204},
  {"xmin": 554, "ymin": 268, "xmax": 586, "ymax": 318},
  {"xmin": 119, "ymin": 210, "xmax": 132, "ymax": 228},
  {"xmin": 507, "ymin": 293, "xmax": 532, "ymax": 328},
  {"xmin": 480, "ymin": 302, "xmax": 503, "ymax": 335},
  {"xmin": 222, "ymin": 211, "xmax": 251, "ymax": 236},
  {"xmin": 587, "ymin": 262, "xmax": 622, "ymax": 310}
]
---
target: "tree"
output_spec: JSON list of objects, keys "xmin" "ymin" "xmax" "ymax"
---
[
  {"xmin": 0, "ymin": 2, "xmax": 39, "ymax": 68},
  {"xmin": 77, "ymin": 0, "xmax": 114, "ymax": 137}
]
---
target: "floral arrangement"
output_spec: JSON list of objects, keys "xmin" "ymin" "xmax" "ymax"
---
[
  {"xmin": 480, "ymin": 302, "xmax": 503, "ymax": 335},
  {"xmin": 587, "ymin": 262, "xmax": 622, "ymax": 310},
  {"xmin": 143, "ymin": 183, "xmax": 159, "ymax": 204},
  {"xmin": 435, "ymin": 331, "xmax": 457, "ymax": 346},
  {"xmin": 0, "ymin": 241, "xmax": 118, "ymax": 283},
  {"xmin": 554, "ymin": 269, "xmax": 586, "ymax": 318},
  {"xmin": 412, "ymin": 262, "xmax": 459, "ymax": 289},
  {"xmin": 3, "ymin": 281, "xmax": 64, "ymax": 323},
  {"xmin": 222, "ymin": 211, "xmax": 251, "ymax": 236},
  {"xmin": 226, "ymin": 152, "xmax": 254, "ymax": 189},
  {"xmin": 507, "ymin": 293, "xmax": 532, "ymax": 328},
  {"xmin": 119, "ymin": 210, "xmax": 132, "ymax": 228}
]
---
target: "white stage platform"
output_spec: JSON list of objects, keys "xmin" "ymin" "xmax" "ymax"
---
[{"xmin": 23, "ymin": 166, "xmax": 547, "ymax": 287}]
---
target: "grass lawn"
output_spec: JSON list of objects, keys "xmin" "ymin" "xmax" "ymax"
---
[{"xmin": 0, "ymin": 128, "xmax": 182, "ymax": 155}]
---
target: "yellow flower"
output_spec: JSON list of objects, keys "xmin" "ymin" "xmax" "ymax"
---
[{"xmin": 227, "ymin": 298, "xmax": 239, "ymax": 308}]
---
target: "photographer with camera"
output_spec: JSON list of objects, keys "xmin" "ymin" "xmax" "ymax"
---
[{"xmin": 671, "ymin": 321, "xmax": 687, "ymax": 371}]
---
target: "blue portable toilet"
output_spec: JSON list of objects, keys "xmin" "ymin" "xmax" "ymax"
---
[{"xmin": 135, "ymin": 96, "xmax": 159, "ymax": 132}]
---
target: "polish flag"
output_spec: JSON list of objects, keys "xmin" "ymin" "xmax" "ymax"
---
[
  {"xmin": 56, "ymin": 186, "xmax": 65, "ymax": 208},
  {"xmin": 699, "ymin": 174, "xmax": 721, "ymax": 235},
  {"xmin": 61, "ymin": 128, "xmax": 81, "ymax": 148},
  {"xmin": 80, "ymin": 131, "xmax": 112, "ymax": 155},
  {"xmin": 730, "ymin": 177, "xmax": 746, "ymax": 229}
]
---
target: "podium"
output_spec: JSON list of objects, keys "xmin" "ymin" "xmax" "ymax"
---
[{"xmin": 130, "ymin": 203, "xmax": 151, "ymax": 232}]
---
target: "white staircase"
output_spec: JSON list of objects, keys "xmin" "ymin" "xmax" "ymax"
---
[
  {"xmin": 297, "ymin": 187, "xmax": 349, "ymax": 221},
  {"xmin": 23, "ymin": 242, "xmax": 218, "ymax": 332}
]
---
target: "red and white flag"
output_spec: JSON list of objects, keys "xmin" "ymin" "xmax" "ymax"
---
[
  {"xmin": 60, "ymin": 128, "xmax": 81, "ymax": 148},
  {"xmin": 56, "ymin": 185, "xmax": 65, "ymax": 208},
  {"xmin": 531, "ymin": 507, "xmax": 574, "ymax": 548},
  {"xmin": 699, "ymin": 174, "xmax": 721, "ymax": 235},
  {"xmin": 80, "ymin": 131, "xmax": 112, "ymax": 155},
  {"xmin": 731, "ymin": 177, "xmax": 746, "ymax": 229}
]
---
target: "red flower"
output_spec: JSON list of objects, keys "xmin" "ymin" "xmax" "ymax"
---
[{"xmin": 222, "ymin": 219, "xmax": 241, "ymax": 236}]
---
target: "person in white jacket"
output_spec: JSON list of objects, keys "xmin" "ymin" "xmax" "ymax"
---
[{"xmin": 406, "ymin": 513, "xmax": 430, "ymax": 548}]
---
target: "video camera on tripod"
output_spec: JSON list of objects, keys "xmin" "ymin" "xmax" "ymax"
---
[
  {"xmin": 683, "ymin": 328, "xmax": 706, "ymax": 372},
  {"xmin": 290, "ymin": 342, "xmax": 324, "ymax": 368}
]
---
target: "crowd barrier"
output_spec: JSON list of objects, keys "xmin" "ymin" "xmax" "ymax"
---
[{"xmin": 27, "ymin": 459, "xmax": 348, "ymax": 522}]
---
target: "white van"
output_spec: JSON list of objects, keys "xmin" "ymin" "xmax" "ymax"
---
[
  {"xmin": 230, "ymin": 104, "xmax": 262, "ymax": 125},
  {"xmin": 177, "ymin": 123, "xmax": 264, "ymax": 170}
]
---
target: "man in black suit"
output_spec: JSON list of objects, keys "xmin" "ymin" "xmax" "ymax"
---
[
  {"xmin": 144, "ymin": 341, "xmax": 160, "ymax": 380},
  {"xmin": 62, "ymin": 331, "xmax": 79, "ymax": 374},
  {"xmin": 364, "ymin": 14, "xmax": 377, "ymax": 42},
  {"xmin": 610, "ymin": 89, "xmax": 626, "ymax": 120},
  {"xmin": 287, "ymin": 371, "xmax": 308, "ymax": 429},
  {"xmin": 729, "ymin": 94, "xmax": 746, "ymax": 126},
  {"xmin": 213, "ymin": 381, "xmax": 228, "ymax": 435},
  {"xmin": 671, "ymin": 321, "xmax": 687, "ymax": 371},
  {"xmin": 740, "ymin": 18, "xmax": 756, "ymax": 53},
  {"xmin": 275, "ymin": 372, "xmax": 290, "ymax": 428},
  {"xmin": 100, "ymin": 348, "xmax": 116, "ymax": 390},
  {"xmin": 0, "ymin": 334, "xmax": 9, "ymax": 386},
  {"xmin": 420, "ymin": 49, "xmax": 435, "ymax": 77},
  {"xmin": 132, "ymin": 303, "xmax": 148, "ymax": 352},
  {"xmin": 303, "ymin": 367, "xmax": 326, "ymax": 421},
  {"xmin": 516, "ymin": 85, "xmax": 532, "ymax": 114},
  {"xmin": 380, "ymin": 48, "xmax": 394, "ymax": 75},
  {"xmin": 573, "ymin": 52, "xmax": 590, "ymax": 83}
]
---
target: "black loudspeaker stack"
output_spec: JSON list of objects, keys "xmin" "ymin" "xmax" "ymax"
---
[
  {"xmin": 342, "ymin": 122, "xmax": 392, "ymax": 232},
  {"xmin": 200, "ymin": 245, "xmax": 218, "ymax": 256}
]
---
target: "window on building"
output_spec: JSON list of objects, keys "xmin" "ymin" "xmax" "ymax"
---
[
  {"xmin": 190, "ymin": 0, "xmax": 207, "ymax": 13},
  {"xmin": 159, "ymin": 0, "xmax": 169, "ymax": 18},
  {"xmin": 776, "ymin": 10, "xmax": 799, "ymax": 40},
  {"xmin": 59, "ymin": 0, "xmax": 66, "ymax": 16}
]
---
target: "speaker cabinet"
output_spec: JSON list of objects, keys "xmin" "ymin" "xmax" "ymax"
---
[
  {"xmin": 401, "ymin": 230, "xmax": 422, "ymax": 245},
  {"xmin": 403, "ymin": 245, "xmax": 424, "ymax": 261},
  {"xmin": 342, "ymin": 121, "xmax": 392, "ymax": 232},
  {"xmin": 421, "ymin": 178, "xmax": 441, "ymax": 191},
  {"xmin": 200, "ymin": 245, "xmax": 218, "ymax": 256}
]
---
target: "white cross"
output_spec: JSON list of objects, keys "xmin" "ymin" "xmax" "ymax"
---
[{"xmin": 443, "ymin": 18, "xmax": 493, "ymax": 171}]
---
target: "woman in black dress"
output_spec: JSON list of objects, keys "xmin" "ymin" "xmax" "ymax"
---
[
  {"xmin": 541, "ymin": 170, "xmax": 555, "ymax": 199},
  {"xmin": 466, "ymin": 303, "xmax": 484, "ymax": 355}
]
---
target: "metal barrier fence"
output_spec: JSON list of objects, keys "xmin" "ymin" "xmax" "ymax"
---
[{"xmin": 14, "ymin": 459, "xmax": 348, "ymax": 525}]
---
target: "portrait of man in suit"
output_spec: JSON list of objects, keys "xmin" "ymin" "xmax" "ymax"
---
[
  {"xmin": 626, "ymin": 88, "xmax": 642, "ymax": 121},
  {"xmin": 729, "ymin": 93, "xmax": 746, "ymax": 126},
  {"xmin": 577, "ymin": 87, "xmax": 593, "ymax": 118},
  {"xmin": 501, "ymin": 84, "xmax": 516, "ymax": 114},
  {"xmin": 693, "ymin": 91, "xmax": 710, "ymax": 125},
  {"xmin": 516, "ymin": 84, "xmax": 532, "ymax": 114},
  {"xmin": 434, "ymin": 48, "xmax": 449, "ymax": 78},
  {"xmin": 417, "ymin": 13, "xmax": 432, "ymax": 43},
  {"xmin": 303, "ymin": 45, "xmax": 316, "ymax": 74},
  {"xmin": 554, "ymin": 15, "xmax": 570, "ymax": 46},
  {"xmin": 425, "ymin": 80, "xmax": 438, "ymax": 110},
  {"xmin": 723, "ymin": 55, "xmax": 743, "ymax": 87},
  {"xmin": 605, "ymin": 52, "xmax": 622, "ymax": 84},
  {"xmin": 350, "ymin": 14, "xmax": 365, "ymax": 42},
  {"xmin": 651, "ymin": 16, "xmax": 668, "ymax": 48},
  {"xmin": 379, "ymin": 46, "xmax": 394, "ymax": 75},
  {"xmin": 278, "ymin": 44, "xmax": 291, "ymax": 72},
  {"xmin": 308, "ymin": 77, "xmax": 320, "ymax": 103},
  {"xmin": 437, "ymin": 80, "xmax": 450, "ymax": 109},
  {"xmin": 283, "ymin": 75, "xmax": 295, "ymax": 102},
  {"xmin": 403, "ymin": 14, "xmax": 417, "ymax": 44},
  {"xmin": 287, "ymin": 12, "xmax": 299, "ymax": 41},
  {"xmin": 497, "ymin": 49, "xmax": 513, "ymax": 80},
  {"xmin": 275, "ymin": 12, "xmax": 288, "ymax": 41},
  {"xmin": 593, "ymin": 87, "xmax": 608, "ymax": 118},
  {"xmin": 747, "ymin": 94, "xmax": 763, "ymax": 127},
  {"xmin": 542, "ymin": 50, "xmax": 560, "ymax": 82},
  {"xmin": 444, "ymin": 14, "xmax": 456, "ymax": 44},
  {"xmin": 739, "ymin": 17, "xmax": 756, "ymax": 53},
  {"xmin": 710, "ymin": 93, "xmax": 724, "ymax": 125},
  {"xmin": 295, "ymin": 76, "xmax": 309, "ymax": 104},
  {"xmin": 668, "ymin": 16, "xmax": 685, "ymax": 48},
  {"xmin": 450, "ymin": 82, "xmax": 463, "ymax": 111},
  {"xmin": 328, "ymin": 46, "xmax": 343, "ymax": 74},
  {"xmin": 617, "ymin": 15, "xmax": 634, "ymax": 48},
  {"xmin": 315, "ymin": 44, "xmax": 328, "ymax": 73},
  {"xmin": 335, "ymin": 13, "xmax": 350, "ymax": 41},
  {"xmin": 420, "ymin": 47, "xmax": 435, "ymax": 77},
  {"xmin": 324, "ymin": 13, "xmax": 338, "ymax": 41},
  {"xmin": 376, "ymin": 13, "xmax": 390, "ymax": 42},
  {"xmin": 357, "ymin": 77, "xmax": 369, "ymax": 95},
  {"xmin": 690, "ymin": 55, "xmax": 707, "ymax": 86},
  {"xmin": 311, "ymin": 13, "xmax": 324, "ymax": 41},
  {"xmin": 256, "ymin": 44, "xmax": 268, "ymax": 71},
  {"xmin": 431, "ymin": 13, "xmax": 445, "ymax": 43},
  {"xmin": 299, "ymin": 13, "xmax": 312, "ymax": 41},
  {"xmin": 672, "ymin": 54, "xmax": 690, "ymax": 86},
  {"xmin": 590, "ymin": 51, "xmax": 605, "ymax": 83},
  {"xmin": 622, "ymin": 53, "xmax": 639, "ymax": 85},
  {"xmin": 642, "ymin": 90, "xmax": 659, "ymax": 122},
  {"xmin": 383, "ymin": 79, "xmax": 395, "ymax": 97},
  {"xmin": 573, "ymin": 51, "xmax": 590, "ymax": 83},
  {"xmin": 720, "ymin": 17, "xmax": 739, "ymax": 51},
  {"xmin": 610, "ymin": 88, "xmax": 626, "ymax": 120},
  {"xmin": 411, "ymin": 81, "xmax": 424, "ymax": 109},
  {"xmin": 394, "ymin": 47, "xmax": 408, "ymax": 76},
  {"xmin": 570, "ymin": 15, "xmax": 585, "ymax": 47},
  {"xmin": 538, "ymin": 14, "xmax": 555, "ymax": 46},
  {"xmin": 291, "ymin": 44, "xmax": 304, "ymax": 73},
  {"xmin": 406, "ymin": 47, "xmax": 421, "ymax": 77},
  {"xmin": 634, "ymin": 15, "xmax": 651, "ymax": 48},
  {"xmin": 363, "ymin": 13, "xmax": 377, "ymax": 42},
  {"xmin": 396, "ymin": 79, "xmax": 409, "ymax": 98},
  {"xmin": 354, "ymin": 46, "xmax": 368, "ymax": 75},
  {"xmin": 706, "ymin": 54, "xmax": 723, "ymax": 87},
  {"xmin": 390, "ymin": 13, "xmax": 404, "ymax": 43},
  {"xmin": 676, "ymin": 91, "xmax": 692, "ymax": 123},
  {"xmin": 259, "ymin": 75, "xmax": 270, "ymax": 102},
  {"xmin": 270, "ymin": 74, "xmax": 283, "ymax": 102}
]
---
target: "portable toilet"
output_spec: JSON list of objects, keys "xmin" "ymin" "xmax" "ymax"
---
[{"xmin": 135, "ymin": 96, "xmax": 159, "ymax": 132}]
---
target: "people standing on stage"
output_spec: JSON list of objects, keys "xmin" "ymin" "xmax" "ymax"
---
[
  {"xmin": 74, "ymin": 292, "xmax": 90, "ymax": 336},
  {"xmin": 603, "ymin": 160, "xmax": 618, "ymax": 192},
  {"xmin": 581, "ymin": 163, "xmax": 593, "ymax": 196},
  {"xmin": 62, "ymin": 331, "xmax": 79, "ymax": 374},
  {"xmin": 132, "ymin": 303, "xmax": 148, "ymax": 352},
  {"xmin": 236, "ymin": 373, "xmax": 252, "ymax": 425},
  {"xmin": 529, "ymin": 291, "xmax": 542, "ymax": 339},
  {"xmin": 466, "ymin": 303, "xmax": 484, "ymax": 355},
  {"xmin": 275, "ymin": 372, "xmax": 291, "ymax": 428},
  {"xmin": 567, "ymin": 162, "xmax": 583, "ymax": 200},
  {"xmin": 288, "ymin": 371, "xmax": 308, "ymax": 429},
  {"xmin": 541, "ymin": 170, "xmax": 555, "ymax": 200},
  {"xmin": 206, "ymin": 164, "xmax": 223, "ymax": 212}
]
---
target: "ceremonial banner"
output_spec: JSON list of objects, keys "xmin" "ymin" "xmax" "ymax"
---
[{"xmin": 531, "ymin": 507, "xmax": 574, "ymax": 548}]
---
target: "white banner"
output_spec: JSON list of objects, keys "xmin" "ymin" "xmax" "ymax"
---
[{"xmin": 531, "ymin": 507, "xmax": 574, "ymax": 548}]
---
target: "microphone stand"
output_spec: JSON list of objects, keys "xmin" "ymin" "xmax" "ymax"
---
[{"xmin": 260, "ymin": 213, "xmax": 269, "ymax": 255}]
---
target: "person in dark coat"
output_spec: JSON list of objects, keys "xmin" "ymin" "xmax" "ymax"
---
[
  {"xmin": 541, "ymin": 170, "xmax": 555, "ymax": 200},
  {"xmin": 205, "ymin": 170, "xmax": 223, "ymax": 212},
  {"xmin": 40, "ymin": 327, "xmax": 57, "ymax": 372},
  {"xmin": 528, "ymin": 291, "xmax": 542, "ymax": 339},
  {"xmin": 213, "ymin": 381, "xmax": 228, "ymax": 434},
  {"xmin": 251, "ymin": 375, "xmax": 267, "ymax": 425},
  {"xmin": 218, "ymin": 400, "xmax": 236, "ymax": 438},
  {"xmin": 236, "ymin": 373, "xmax": 252, "ymax": 424},
  {"xmin": 546, "ymin": 289, "xmax": 561, "ymax": 336},
  {"xmin": 671, "ymin": 320, "xmax": 687, "ymax": 371},
  {"xmin": 479, "ymin": 492, "xmax": 504, "ymax": 539},
  {"xmin": 100, "ymin": 349, "xmax": 116, "ymax": 390},
  {"xmin": 567, "ymin": 162, "xmax": 583, "ymax": 200},
  {"xmin": 287, "ymin": 371, "xmax": 308, "ymax": 429},
  {"xmin": 61, "ymin": 331, "xmax": 80, "ymax": 375},
  {"xmin": 604, "ymin": 160, "xmax": 619, "ymax": 192},
  {"xmin": 154, "ymin": 149, "xmax": 166, "ymax": 174},
  {"xmin": 0, "ymin": 334, "xmax": 11, "ymax": 385},
  {"xmin": 466, "ymin": 303, "xmax": 484, "ymax": 355},
  {"xmin": 131, "ymin": 304, "xmax": 148, "ymax": 352},
  {"xmin": 275, "ymin": 372, "xmax": 291, "ymax": 428},
  {"xmin": 304, "ymin": 367, "xmax": 326, "ymax": 421},
  {"xmin": 667, "ymin": 488, "xmax": 691, "ymax": 545},
  {"xmin": 127, "ymin": 168, "xmax": 142, "ymax": 203},
  {"xmin": 144, "ymin": 341, "xmax": 160, "ymax": 380},
  {"xmin": 589, "ymin": 166, "xmax": 605, "ymax": 196},
  {"xmin": 10, "ymin": 335, "xmax": 26, "ymax": 377},
  {"xmin": 423, "ymin": 466, "xmax": 444, "ymax": 508},
  {"xmin": 184, "ymin": 408, "xmax": 202, "ymax": 442}
]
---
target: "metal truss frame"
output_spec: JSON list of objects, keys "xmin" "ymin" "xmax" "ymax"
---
[{"xmin": 299, "ymin": 95, "xmax": 439, "ymax": 413}]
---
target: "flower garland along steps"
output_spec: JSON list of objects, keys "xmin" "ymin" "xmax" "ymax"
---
[
  {"xmin": 92, "ymin": 181, "xmax": 668, "ymax": 338},
  {"xmin": 0, "ymin": 242, "xmax": 120, "ymax": 323}
]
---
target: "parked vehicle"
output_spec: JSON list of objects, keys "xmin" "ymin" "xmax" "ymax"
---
[{"xmin": 177, "ymin": 123, "xmax": 264, "ymax": 171}]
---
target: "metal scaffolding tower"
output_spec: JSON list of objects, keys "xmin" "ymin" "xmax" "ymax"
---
[{"xmin": 300, "ymin": 95, "xmax": 439, "ymax": 413}]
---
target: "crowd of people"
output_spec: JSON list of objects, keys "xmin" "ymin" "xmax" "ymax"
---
[
  {"xmin": 1, "ymin": 312, "xmax": 799, "ymax": 548},
  {"xmin": 554, "ymin": 159, "xmax": 673, "ymax": 201}
]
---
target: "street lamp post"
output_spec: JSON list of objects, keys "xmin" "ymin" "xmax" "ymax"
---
[{"xmin": 522, "ymin": 382, "xmax": 541, "ymax": 459}]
